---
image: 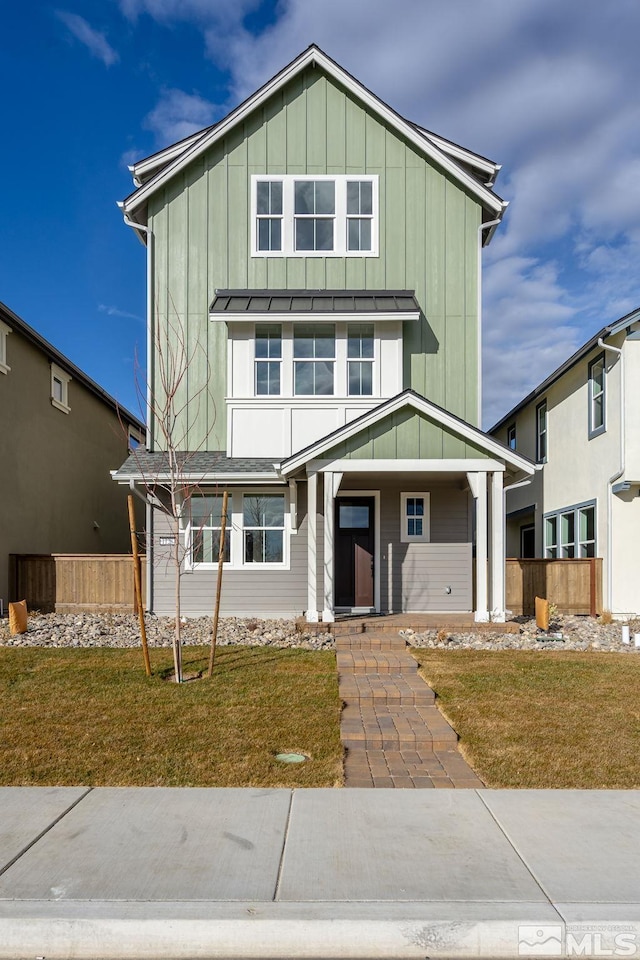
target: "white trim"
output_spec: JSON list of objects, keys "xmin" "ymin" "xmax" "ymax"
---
[
  {"xmin": 413, "ymin": 126, "xmax": 500, "ymax": 181},
  {"xmin": 306, "ymin": 472, "xmax": 318, "ymax": 622},
  {"xmin": 211, "ymin": 311, "xmax": 419, "ymax": 323},
  {"xmin": 322, "ymin": 472, "xmax": 336, "ymax": 621},
  {"xmin": 123, "ymin": 46, "xmax": 505, "ymax": 219},
  {"xmin": 251, "ymin": 175, "xmax": 379, "ymax": 258},
  {"xmin": 117, "ymin": 473, "xmax": 282, "ymax": 484},
  {"xmin": 473, "ymin": 472, "xmax": 489, "ymax": 622},
  {"xmin": 0, "ymin": 319, "xmax": 11, "ymax": 374},
  {"xmin": 50, "ymin": 363, "xmax": 71, "ymax": 414},
  {"xmin": 400, "ymin": 492, "xmax": 431, "ymax": 543},
  {"xmin": 312, "ymin": 458, "xmax": 505, "ymax": 473},
  {"xmin": 279, "ymin": 392, "xmax": 535, "ymax": 476},
  {"xmin": 489, "ymin": 471, "xmax": 505, "ymax": 621}
]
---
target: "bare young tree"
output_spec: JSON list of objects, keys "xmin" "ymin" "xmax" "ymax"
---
[{"xmin": 126, "ymin": 311, "xmax": 216, "ymax": 683}]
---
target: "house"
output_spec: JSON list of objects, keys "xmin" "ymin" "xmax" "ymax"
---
[
  {"xmin": 114, "ymin": 44, "xmax": 535, "ymax": 623},
  {"xmin": 490, "ymin": 306, "xmax": 640, "ymax": 617},
  {"xmin": 0, "ymin": 300, "xmax": 145, "ymax": 611}
]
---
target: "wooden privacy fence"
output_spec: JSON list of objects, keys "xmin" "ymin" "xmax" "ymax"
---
[
  {"xmin": 506, "ymin": 558, "xmax": 602, "ymax": 617},
  {"xmin": 9, "ymin": 554, "xmax": 146, "ymax": 614}
]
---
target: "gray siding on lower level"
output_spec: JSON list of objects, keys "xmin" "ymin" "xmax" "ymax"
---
[{"xmin": 151, "ymin": 477, "xmax": 472, "ymax": 618}]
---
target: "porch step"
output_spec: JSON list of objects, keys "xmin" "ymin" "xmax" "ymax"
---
[
  {"xmin": 334, "ymin": 633, "xmax": 407, "ymax": 652},
  {"xmin": 336, "ymin": 651, "xmax": 418, "ymax": 675},
  {"xmin": 339, "ymin": 673, "xmax": 435, "ymax": 706},
  {"xmin": 296, "ymin": 615, "xmax": 520, "ymax": 636}
]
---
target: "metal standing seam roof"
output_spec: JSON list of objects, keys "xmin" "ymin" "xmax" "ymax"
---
[{"xmin": 210, "ymin": 290, "xmax": 420, "ymax": 316}]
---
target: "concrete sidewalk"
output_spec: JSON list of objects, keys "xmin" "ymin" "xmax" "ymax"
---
[{"xmin": 0, "ymin": 787, "xmax": 638, "ymax": 959}]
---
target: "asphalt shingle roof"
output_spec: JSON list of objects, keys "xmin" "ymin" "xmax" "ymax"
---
[{"xmin": 113, "ymin": 451, "xmax": 279, "ymax": 480}]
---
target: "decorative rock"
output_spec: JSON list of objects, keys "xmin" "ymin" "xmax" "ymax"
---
[{"xmin": 0, "ymin": 613, "xmax": 334, "ymax": 651}]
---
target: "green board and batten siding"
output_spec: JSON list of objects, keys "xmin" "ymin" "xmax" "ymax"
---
[
  {"xmin": 322, "ymin": 408, "xmax": 491, "ymax": 462},
  {"xmin": 148, "ymin": 67, "xmax": 482, "ymax": 451}
]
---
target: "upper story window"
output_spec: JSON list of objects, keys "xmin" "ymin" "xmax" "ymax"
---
[
  {"xmin": 248, "ymin": 321, "xmax": 383, "ymax": 399},
  {"xmin": 536, "ymin": 399, "xmax": 547, "ymax": 462},
  {"xmin": 255, "ymin": 323, "xmax": 282, "ymax": 396},
  {"xmin": 347, "ymin": 323, "xmax": 374, "ymax": 396},
  {"xmin": 256, "ymin": 181, "xmax": 283, "ymax": 252},
  {"xmin": 0, "ymin": 319, "xmax": 11, "ymax": 374},
  {"xmin": 251, "ymin": 175, "xmax": 379, "ymax": 258},
  {"xmin": 51, "ymin": 363, "xmax": 71, "ymax": 414},
  {"xmin": 588, "ymin": 353, "xmax": 605, "ymax": 437},
  {"xmin": 293, "ymin": 323, "xmax": 335, "ymax": 396},
  {"xmin": 507, "ymin": 423, "xmax": 516, "ymax": 450}
]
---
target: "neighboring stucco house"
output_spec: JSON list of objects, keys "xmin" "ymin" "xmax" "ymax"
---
[
  {"xmin": 0, "ymin": 300, "xmax": 145, "ymax": 611},
  {"xmin": 491, "ymin": 306, "xmax": 640, "ymax": 617},
  {"xmin": 114, "ymin": 44, "xmax": 535, "ymax": 623}
]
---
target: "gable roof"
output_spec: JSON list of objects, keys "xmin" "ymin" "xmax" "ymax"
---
[
  {"xmin": 0, "ymin": 301, "xmax": 145, "ymax": 432},
  {"xmin": 490, "ymin": 306, "xmax": 640, "ymax": 434},
  {"xmin": 279, "ymin": 389, "xmax": 536, "ymax": 477},
  {"xmin": 121, "ymin": 44, "xmax": 506, "ymax": 235}
]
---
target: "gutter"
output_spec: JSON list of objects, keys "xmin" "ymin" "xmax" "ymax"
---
[{"xmin": 597, "ymin": 335, "xmax": 624, "ymax": 613}]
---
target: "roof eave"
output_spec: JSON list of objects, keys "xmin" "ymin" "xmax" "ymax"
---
[{"xmin": 121, "ymin": 44, "xmax": 505, "ymax": 222}]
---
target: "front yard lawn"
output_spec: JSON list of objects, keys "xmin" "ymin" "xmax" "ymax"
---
[
  {"xmin": 414, "ymin": 650, "xmax": 640, "ymax": 788},
  {"xmin": 0, "ymin": 646, "xmax": 343, "ymax": 787}
]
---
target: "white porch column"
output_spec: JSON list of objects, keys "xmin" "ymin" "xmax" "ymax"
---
[
  {"xmin": 471, "ymin": 471, "xmax": 489, "ymax": 622},
  {"xmin": 306, "ymin": 472, "xmax": 318, "ymax": 622},
  {"xmin": 322, "ymin": 472, "xmax": 342, "ymax": 622},
  {"xmin": 490, "ymin": 470, "xmax": 506, "ymax": 622}
]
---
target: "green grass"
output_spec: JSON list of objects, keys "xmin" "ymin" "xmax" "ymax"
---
[
  {"xmin": 413, "ymin": 650, "xmax": 640, "ymax": 788},
  {"xmin": 0, "ymin": 646, "xmax": 343, "ymax": 787}
]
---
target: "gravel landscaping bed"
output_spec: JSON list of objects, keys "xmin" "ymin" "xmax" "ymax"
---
[
  {"xmin": 1, "ymin": 611, "xmax": 639, "ymax": 652},
  {"xmin": 403, "ymin": 614, "xmax": 640, "ymax": 652},
  {"xmin": 0, "ymin": 613, "xmax": 332, "ymax": 650}
]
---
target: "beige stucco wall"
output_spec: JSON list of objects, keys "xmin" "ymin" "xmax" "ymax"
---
[
  {"xmin": 494, "ymin": 329, "xmax": 640, "ymax": 614},
  {"xmin": 0, "ymin": 326, "xmax": 141, "ymax": 607}
]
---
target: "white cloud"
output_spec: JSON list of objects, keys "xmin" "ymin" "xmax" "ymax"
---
[
  {"xmin": 99, "ymin": 304, "xmax": 144, "ymax": 324},
  {"xmin": 56, "ymin": 10, "xmax": 119, "ymax": 66},
  {"xmin": 143, "ymin": 89, "xmax": 218, "ymax": 146},
  {"xmin": 118, "ymin": 0, "xmax": 640, "ymax": 422}
]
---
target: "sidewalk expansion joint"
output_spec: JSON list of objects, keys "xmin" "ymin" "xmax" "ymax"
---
[{"xmin": 0, "ymin": 786, "xmax": 93, "ymax": 880}]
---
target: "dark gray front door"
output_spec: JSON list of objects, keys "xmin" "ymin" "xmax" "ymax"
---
[{"xmin": 335, "ymin": 497, "xmax": 374, "ymax": 607}]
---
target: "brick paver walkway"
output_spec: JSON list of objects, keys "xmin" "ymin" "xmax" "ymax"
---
[{"xmin": 337, "ymin": 631, "xmax": 484, "ymax": 789}]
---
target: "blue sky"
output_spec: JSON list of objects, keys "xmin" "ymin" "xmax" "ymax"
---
[{"xmin": 2, "ymin": 0, "xmax": 640, "ymax": 427}]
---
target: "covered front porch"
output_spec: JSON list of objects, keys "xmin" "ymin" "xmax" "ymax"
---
[{"xmin": 278, "ymin": 391, "xmax": 537, "ymax": 625}]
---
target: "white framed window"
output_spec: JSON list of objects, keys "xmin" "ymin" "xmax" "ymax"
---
[
  {"xmin": 588, "ymin": 353, "xmax": 605, "ymax": 437},
  {"xmin": 251, "ymin": 175, "xmax": 379, "ymax": 257},
  {"xmin": 400, "ymin": 492, "xmax": 430, "ymax": 543},
  {"xmin": 255, "ymin": 180, "xmax": 283, "ymax": 252},
  {"xmin": 507, "ymin": 423, "xmax": 516, "ymax": 450},
  {"xmin": 293, "ymin": 323, "xmax": 335, "ymax": 396},
  {"xmin": 243, "ymin": 493, "xmax": 286, "ymax": 565},
  {"xmin": 51, "ymin": 363, "xmax": 71, "ymax": 413},
  {"xmin": 536, "ymin": 399, "xmax": 547, "ymax": 462},
  {"xmin": 184, "ymin": 494, "xmax": 231, "ymax": 567},
  {"xmin": 347, "ymin": 323, "xmax": 374, "ymax": 396},
  {"xmin": 0, "ymin": 319, "xmax": 11, "ymax": 374},
  {"xmin": 255, "ymin": 323, "xmax": 282, "ymax": 396},
  {"xmin": 545, "ymin": 502, "xmax": 596, "ymax": 558}
]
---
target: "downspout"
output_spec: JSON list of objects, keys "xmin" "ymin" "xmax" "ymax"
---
[
  {"xmin": 477, "ymin": 217, "xmax": 503, "ymax": 426},
  {"xmin": 597, "ymin": 336, "xmax": 624, "ymax": 612},
  {"xmin": 120, "ymin": 208, "xmax": 153, "ymax": 612}
]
